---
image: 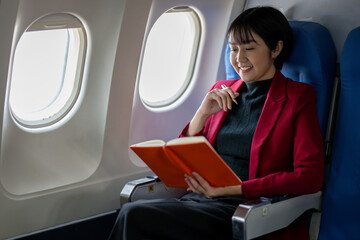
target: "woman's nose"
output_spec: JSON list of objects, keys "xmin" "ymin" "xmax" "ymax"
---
[{"xmin": 236, "ymin": 50, "xmax": 246, "ymax": 62}]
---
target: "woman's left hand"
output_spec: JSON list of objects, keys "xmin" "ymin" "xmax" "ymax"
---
[{"xmin": 185, "ymin": 172, "xmax": 242, "ymax": 198}]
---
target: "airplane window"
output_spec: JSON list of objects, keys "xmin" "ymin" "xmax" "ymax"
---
[
  {"xmin": 9, "ymin": 14, "xmax": 86, "ymax": 128},
  {"xmin": 139, "ymin": 7, "xmax": 201, "ymax": 107}
]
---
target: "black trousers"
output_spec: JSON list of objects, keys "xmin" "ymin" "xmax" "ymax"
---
[{"xmin": 108, "ymin": 193, "xmax": 246, "ymax": 240}]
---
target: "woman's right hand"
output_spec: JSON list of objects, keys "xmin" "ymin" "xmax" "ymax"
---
[
  {"xmin": 198, "ymin": 86, "xmax": 239, "ymax": 116},
  {"xmin": 186, "ymin": 86, "xmax": 238, "ymax": 136}
]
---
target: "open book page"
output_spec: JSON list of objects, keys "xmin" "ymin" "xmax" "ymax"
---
[
  {"xmin": 131, "ymin": 139, "xmax": 166, "ymax": 147},
  {"xmin": 166, "ymin": 136, "xmax": 209, "ymax": 145},
  {"xmin": 132, "ymin": 136, "xmax": 208, "ymax": 147}
]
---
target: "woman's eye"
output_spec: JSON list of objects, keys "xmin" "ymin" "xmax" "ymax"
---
[{"xmin": 245, "ymin": 47, "xmax": 254, "ymax": 50}]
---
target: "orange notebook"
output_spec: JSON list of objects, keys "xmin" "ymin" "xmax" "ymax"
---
[{"xmin": 130, "ymin": 136, "xmax": 242, "ymax": 188}]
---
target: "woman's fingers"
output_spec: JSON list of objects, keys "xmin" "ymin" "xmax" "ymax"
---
[
  {"xmin": 191, "ymin": 172, "xmax": 211, "ymax": 190},
  {"xmin": 209, "ymin": 88, "xmax": 234, "ymax": 111},
  {"xmin": 221, "ymin": 84, "xmax": 239, "ymax": 106},
  {"xmin": 185, "ymin": 172, "xmax": 218, "ymax": 198},
  {"xmin": 185, "ymin": 174, "xmax": 205, "ymax": 194},
  {"xmin": 199, "ymin": 85, "xmax": 238, "ymax": 116}
]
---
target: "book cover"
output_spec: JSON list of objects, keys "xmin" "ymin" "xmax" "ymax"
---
[{"xmin": 130, "ymin": 136, "xmax": 241, "ymax": 188}]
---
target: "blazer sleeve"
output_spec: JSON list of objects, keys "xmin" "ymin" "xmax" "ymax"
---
[
  {"xmin": 242, "ymin": 85, "xmax": 324, "ymax": 200},
  {"xmin": 178, "ymin": 122, "xmax": 204, "ymax": 138}
]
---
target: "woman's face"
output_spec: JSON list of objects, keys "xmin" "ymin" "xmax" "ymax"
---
[{"xmin": 229, "ymin": 30, "xmax": 282, "ymax": 82}]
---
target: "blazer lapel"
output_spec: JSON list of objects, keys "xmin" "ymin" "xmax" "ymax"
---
[{"xmin": 249, "ymin": 71, "xmax": 287, "ymax": 179}]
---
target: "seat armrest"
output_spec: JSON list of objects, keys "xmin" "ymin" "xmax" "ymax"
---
[
  {"xmin": 120, "ymin": 176, "xmax": 187, "ymax": 207},
  {"xmin": 232, "ymin": 191, "xmax": 322, "ymax": 240}
]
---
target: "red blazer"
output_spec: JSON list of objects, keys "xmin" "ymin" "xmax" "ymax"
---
[{"xmin": 180, "ymin": 70, "xmax": 324, "ymax": 239}]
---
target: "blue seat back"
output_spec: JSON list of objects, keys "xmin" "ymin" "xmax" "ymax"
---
[
  {"xmin": 319, "ymin": 27, "xmax": 360, "ymax": 240},
  {"xmin": 224, "ymin": 21, "xmax": 337, "ymax": 137}
]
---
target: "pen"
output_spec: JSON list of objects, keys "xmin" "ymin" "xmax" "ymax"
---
[{"xmin": 221, "ymin": 84, "xmax": 238, "ymax": 105}]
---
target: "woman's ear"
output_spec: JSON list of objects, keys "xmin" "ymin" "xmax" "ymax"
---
[{"xmin": 272, "ymin": 40, "xmax": 284, "ymax": 59}]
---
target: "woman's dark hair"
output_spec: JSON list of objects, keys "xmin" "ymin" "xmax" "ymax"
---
[{"xmin": 226, "ymin": 6, "xmax": 293, "ymax": 69}]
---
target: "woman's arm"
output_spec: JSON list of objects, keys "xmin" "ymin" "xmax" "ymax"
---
[{"xmin": 181, "ymin": 81, "xmax": 241, "ymax": 196}]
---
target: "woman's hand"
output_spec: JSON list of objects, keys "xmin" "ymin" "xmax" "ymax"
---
[
  {"xmin": 185, "ymin": 172, "xmax": 242, "ymax": 198},
  {"xmin": 186, "ymin": 86, "xmax": 239, "ymax": 136},
  {"xmin": 198, "ymin": 86, "xmax": 239, "ymax": 116}
]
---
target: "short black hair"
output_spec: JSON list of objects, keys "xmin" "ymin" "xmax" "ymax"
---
[{"xmin": 226, "ymin": 6, "xmax": 293, "ymax": 69}]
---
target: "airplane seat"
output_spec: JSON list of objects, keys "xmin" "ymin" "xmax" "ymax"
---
[
  {"xmin": 119, "ymin": 21, "xmax": 337, "ymax": 240},
  {"xmin": 318, "ymin": 26, "xmax": 360, "ymax": 240},
  {"xmin": 226, "ymin": 21, "xmax": 337, "ymax": 239}
]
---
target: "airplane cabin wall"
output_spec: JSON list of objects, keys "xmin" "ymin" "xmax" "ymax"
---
[
  {"xmin": 0, "ymin": 0, "xmax": 149, "ymax": 239},
  {"xmin": 0, "ymin": 0, "xmax": 245, "ymax": 239}
]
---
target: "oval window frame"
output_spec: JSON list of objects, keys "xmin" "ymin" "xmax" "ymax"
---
[
  {"xmin": 138, "ymin": 7, "xmax": 201, "ymax": 108},
  {"xmin": 8, "ymin": 13, "xmax": 87, "ymax": 128}
]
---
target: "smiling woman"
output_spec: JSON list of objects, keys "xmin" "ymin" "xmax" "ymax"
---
[
  {"xmin": 109, "ymin": 6, "xmax": 324, "ymax": 240},
  {"xmin": 226, "ymin": 6, "xmax": 292, "ymax": 83}
]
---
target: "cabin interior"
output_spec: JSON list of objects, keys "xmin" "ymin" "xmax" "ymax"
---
[{"xmin": 0, "ymin": 0, "xmax": 359, "ymax": 239}]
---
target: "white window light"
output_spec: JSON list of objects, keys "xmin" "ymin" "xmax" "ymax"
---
[
  {"xmin": 139, "ymin": 7, "xmax": 201, "ymax": 107},
  {"xmin": 9, "ymin": 13, "xmax": 86, "ymax": 128}
]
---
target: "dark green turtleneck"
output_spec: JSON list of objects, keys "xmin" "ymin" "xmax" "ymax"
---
[{"xmin": 214, "ymin": 79, "xmax": 272, "ymax": 181}]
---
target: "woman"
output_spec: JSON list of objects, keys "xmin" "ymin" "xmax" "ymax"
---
[{"xmin": 109, "ymin": 6, "xmax": 324, "ymax": 240}]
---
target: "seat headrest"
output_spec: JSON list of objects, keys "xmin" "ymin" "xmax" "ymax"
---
[{"xmin": 340, "ymin": 26, "xmax": 360, "ymax": 85}]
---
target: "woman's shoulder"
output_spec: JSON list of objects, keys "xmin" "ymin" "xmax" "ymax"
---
[
  {"xmin": 283, "ymin": 77, "xmax": 317, "ymax": 104},
  {"xmin": 275, "ymin": 70, "xmax": 314, "ymax": 93},
  {"xmin": 270, "ymin": 71, "xmax": 316, "ymax": 101},
  {"xmin": 285, "ymin": 77, "xmax": 316, "ymax": 96}
]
